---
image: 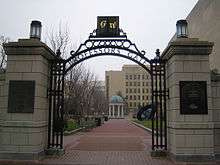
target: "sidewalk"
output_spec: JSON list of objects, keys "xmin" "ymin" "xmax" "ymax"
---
[{"xmin": 42, "ymin": 119, "xmax": 174, "ymax": 165}]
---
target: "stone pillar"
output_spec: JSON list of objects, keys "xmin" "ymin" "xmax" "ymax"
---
[
  {"xmin": 162, "ymin": 38, "xmax": 214, "ymax": 161},
  {"xmin": 0, "ymin": 39, "xmax": 56, "ymax": 160}
]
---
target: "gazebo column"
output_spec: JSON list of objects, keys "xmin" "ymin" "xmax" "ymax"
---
[
  {"xmin": 117, "ymin": 105, "xmax": 120, "ymax": 118},
  {"xmin": 121, "ymin": 105, "xmax": 124, "ymax": 118},
  {"xmin": 112, "ymin": 105, "xmax": 115, "ymax": 118},
  {"xmin": 109, "ymin": 105, "xmax": 111, "ymax": 118}
]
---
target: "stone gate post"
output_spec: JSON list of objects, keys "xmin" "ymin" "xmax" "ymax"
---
[
  {"xmin": 162, "ymin": 38, "xmax": 214, "ymax": 161},
  {"xmin": 0, "ymin": 38, "xmax": 56, "ymax": 160}
]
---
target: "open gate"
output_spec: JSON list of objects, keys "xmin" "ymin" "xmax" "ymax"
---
[{"xmin": 47, "ymin": 16, "xmax": 168, "ymax": 152}]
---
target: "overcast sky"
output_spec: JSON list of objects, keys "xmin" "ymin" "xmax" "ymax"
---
[{"xmin": 1, "ymin": 0, "xmax": 198, "ymax": 80}]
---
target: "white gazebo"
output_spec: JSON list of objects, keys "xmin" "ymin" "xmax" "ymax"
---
[{"xmin": 109, "ymin": 95, "xmax": 124, "ymax": 119}]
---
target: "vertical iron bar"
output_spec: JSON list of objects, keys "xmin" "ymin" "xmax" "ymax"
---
[
  {"xmin": 155, "ymin": 61, "xmax": 159, "ymax": 148},
  {"xmin": 60, "ymin": 62, "xmax": 65, "ymax": 149},
  {"xmin": 56, "ymin": 62, "xmax": 61, "ymax": 148},
  {"xmin": 47, "ymin": 62, "xmax": 53, "ymax": 148},
  {"xmin": 163, "ymin": 62, "xmax": 167, "ymax": 150},
  {"xmin": 52, "ymin": 62, "xmax": 57, "ymax": 147},
  {"xmin": 150, "ymin": 62, "xmax": 155, "ymax": 150},
  {"xmin": 159, "ymin": 61, "xmax": 163, "ymax": 148}
]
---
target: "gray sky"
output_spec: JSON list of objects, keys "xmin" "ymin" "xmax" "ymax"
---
[{"xmin": 1, "ymin": 0, "xmax": 198, "ymax": 80}]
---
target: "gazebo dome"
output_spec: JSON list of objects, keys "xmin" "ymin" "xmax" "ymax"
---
[{"xmin": 110, "ymin": 95, "xmax": 123, "ymax": 103}]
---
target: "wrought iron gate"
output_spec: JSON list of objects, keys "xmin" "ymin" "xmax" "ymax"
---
[
  {"xmin": 150, "ymin": 53, "xmax": 167, "ymax": 151},
  {"xmin": 47, "ymin": 20, "xmax": 168, "ymax": 151},
  {"xmin": 48, "ymin": 59, "xmax": 65, "ymax": 149}
]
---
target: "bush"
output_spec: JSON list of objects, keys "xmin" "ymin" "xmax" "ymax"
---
[{"xmin": 64, "ymin": 119, "xmax": 79, "ymax": 131}]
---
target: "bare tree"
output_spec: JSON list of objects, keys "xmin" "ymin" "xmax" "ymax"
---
[
  {"xmin": 45, "ymin": 23, "xmax": 70, "ymax": 59},
  {"xmin": 46, "ymin": 23, "xmax": 108, "ymax": 120},
  {"xmin": 0, "ymin": 35, "xmax": 9, "ymax": 71}
]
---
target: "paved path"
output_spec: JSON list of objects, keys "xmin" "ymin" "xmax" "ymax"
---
[{"xmin": 42, "ymin": 119, "xmax": 174, "ymax": 165}]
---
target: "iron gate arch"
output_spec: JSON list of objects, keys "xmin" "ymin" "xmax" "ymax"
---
[{"xmin": 47, "ymin": 30, "xmax": 168, "ymax": 151}]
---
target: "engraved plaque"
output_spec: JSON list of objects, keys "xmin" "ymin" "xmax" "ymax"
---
[
  {"xmin": 180, "ymin": 81, "xmax": 208, "ymax": 114},
  {"xmin": 8, "ymin": 80, "xmax": 35, "ymax": 113}
]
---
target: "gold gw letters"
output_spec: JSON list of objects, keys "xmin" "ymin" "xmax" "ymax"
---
[
  {"xmin": 100, "ymin": 20, "xmax": 107, "ymax": 28},
  {"xmin": 100, "ymin": 20, "xmax": 117, "ymax": 29}
]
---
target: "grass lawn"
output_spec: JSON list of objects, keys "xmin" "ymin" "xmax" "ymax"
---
[
  {"xmin": 133, "ymin": 119, "xmax": 152, "ymax": 129},
  {"xmin": 133, "ymin": 119, "xmax": 164, "ymax": 130}
]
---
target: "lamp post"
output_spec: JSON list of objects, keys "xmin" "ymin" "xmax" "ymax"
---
[
  {"xmin": 176, "ymin": 20, "xmax": 188, "ymax": 38},
  {"xmin": 30, "ymin": 20, "xmax": 42, "ymax": 40}
]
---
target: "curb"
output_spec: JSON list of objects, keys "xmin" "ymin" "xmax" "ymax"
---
[{"xmin": 63, "ymin": 127, "xmax": 83, "ymax": 136}]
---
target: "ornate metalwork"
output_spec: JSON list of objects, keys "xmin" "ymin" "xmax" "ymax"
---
[
  {"xmin": 150, "ymin": 58, "xmax": 167, "ymax": 151},
  {"xmin": 48, "ymin": 29, "xmax": 168, "ymax": 152},
  {"xmin": 48, "ymin": 59, "xmax": 65, "ymax": 149},
  {"xmin": 65, "ymin": 32, "xmax": 150, "ymax": 74}
]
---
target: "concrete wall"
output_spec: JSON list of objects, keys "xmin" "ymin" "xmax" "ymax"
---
[
  {"xmin": 0, "ymin": 72, "xmax": 6, "ymax": 126},
  {"xmin": 162, "ymin": 38, "xmax": 215, "ymax": 161},
  {"xmin": 211, "ymin": 75, "xmax": 220, "ymax": 158},
  {"xmin": 185, "ymin": 0, "xmax": 220, "ymax": 71},
  {"xmin": 0, "ymin": 38, "xmax": 56, "ymax": 160}
]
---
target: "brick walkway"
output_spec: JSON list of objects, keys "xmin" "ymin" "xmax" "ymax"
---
[{"xmin": 42, "ymin": 119, "xmax": 175, "ymax": 165}]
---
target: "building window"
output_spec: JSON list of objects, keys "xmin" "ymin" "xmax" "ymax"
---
[
  {"xmin": 142, "ymin": 82, "xmax": 145, "ymax": 86},
  {"xmin": 134, "ymin": 88, "xmax": 137, "ymax": 93},
  {"xmin": 126, "ymin": 88, "xmax": 128, "ymax": 93},
  {"xmin": 126, "ymin": 82, "xmax": 128, "ymax": 86},
  {"xmin": 142, "ymin": 75, "xmax": 145, "ymax": 80},
  {"xmin": 146, "ymin": 82, "xmax": 148, "ymax": 86},
  {"xmin": 137, "ymin": 82, "xmax": 140, "ymax": 86},
  {"xmin": 129, "ymin": 88, "xmax": 132, "ymax": 93},
  {"xmin": 130, "ymin": 82, "xmax": 132, "ymax": 86},
  {"xmin": 138, "ymin": 88, "xmax": 140, "ymax": 93},
  {"xmin": 146, "ymin": 89, "xmax": 149, "ymax": 93},
  {"xmin": 146, "ymin": 96, "xmax": 149, "ymax": 100},
  {"xmin": 126, "ymin": 75, "xmax": 128, "ymax": 80},
  {"xmin": 134, "ymin": 75, "xmax": 136, "ymax": 80},
  {"xmin": 130, "ymin": 95, "xmax": 132, "ymax": 100},
  {"xmin": 142, "ymin": 88, "xmax": 145, "ymax": 93},
  {"xmin": 138, "ymin": 95, "xmax": 140, "ymax": 100},
  {"xmin": 134, "ymin": 95, "xmax": 136, "ymax": 100},
  {"xmin": 126, "ymin": 95, "xmax": 128, "ymax": 99},
  {"xmin": 138, "ymin": 75, "xmax": 140, "ymax": 80},
  {"xmin": 142, "ymin": 96, "xmax": 145, "ymax": 100},
  {"xmin": 146, "ymin": 75, "xmax": 149, "ymax": 79},
  {"xmin": 129, "ymin": 75, "xmax": 132, "ymax": 80},
  {"xmin": 134, "ymin": 82, "xmax": 136, "ymax": 86},
  {"xmin": 130, "ymin": 102, "xmax": 132, "ymax": 107},
  {"xmin": 134, "ymin": 102, "xmax": 137, "ymax": 107}
]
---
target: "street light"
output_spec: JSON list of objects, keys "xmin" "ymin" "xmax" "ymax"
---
[
  {"xmin": 176, "ymin": 20, "xmax": 188, "ymax": 38},
  {"xmin": 30, "ymin": 20, "xmax": 42, "ymax": 40}
]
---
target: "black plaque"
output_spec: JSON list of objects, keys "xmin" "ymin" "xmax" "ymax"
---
[
  {"xmin": 180, "ymin": 81, "xmax": 208, "ymax": 114},
  {"xmin": 97, "ymin": 16, "xmax": 120, "ymax": 37},
  {"xmin": 8, "ymin": 80, "xmax": 35, "ymax": 113}
]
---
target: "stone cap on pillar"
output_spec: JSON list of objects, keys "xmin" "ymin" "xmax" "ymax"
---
[
  {"xmin": 161, "ymin": 38, "xmax": 214, "ymax": 60},
  {"xmin": 3, "ymin": 38, "xmax": 58, "ymax": 60}
]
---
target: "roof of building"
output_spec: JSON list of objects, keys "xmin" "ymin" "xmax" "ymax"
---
[{"xmin": 110, "ymin": 95, "xmax": 123, "ymax": 103}]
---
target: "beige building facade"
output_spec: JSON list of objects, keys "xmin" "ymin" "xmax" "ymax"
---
[{"xmin": 105, "ymin": 65, "xmax": 151, "ymax": 112}]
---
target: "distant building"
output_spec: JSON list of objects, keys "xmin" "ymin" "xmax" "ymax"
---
[{"xmin": 105, "ymin": 64, "xmax": 151, "ymax": 114}]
